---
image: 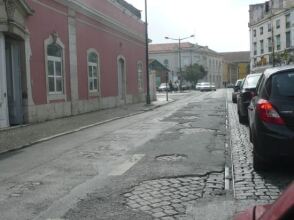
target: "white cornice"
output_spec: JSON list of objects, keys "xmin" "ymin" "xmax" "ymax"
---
[
  {"xmin": 249, "ymin": 8, "xmax": 294, "ymax": 28},
  {"xmin": 54, "ymin": 0, "xmax": 145, "ymax": 43},
  {"xmin": 106, "ymin": 0, "xmax": 143, "ymax": 22}
]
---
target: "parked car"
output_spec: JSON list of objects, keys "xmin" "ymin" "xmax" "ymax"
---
[
  {"xmin": 248, "ymin": 66, "xmax": 294, "ymax": 171},
  {"xmin": 198, "ymin": 82, "xmax": 216, "ymax": 92},
  {"xmin": 234, "ymin": 181, "xmax": 294, "ymax": 220},
  {"xmin": 232, "ymin": 79, "xmax": 244, "ymax": 103},
  {"xmin": 180, "ymin": 84, "xmax": 189, "ymax": 90},
  {"xmin": 157, "ymin": 83, "xmax": 170, "ymax": 92},
  {"xmin": 227, "ymin": 83, "xmax": 235, "ymax": 88},
  {"xmin": 237, "ymin": 73, "xmax": 262, "ymax": 123},
  {"xmin": 195, "ymin": 83, "xmax": 201, "ymax": 90}
]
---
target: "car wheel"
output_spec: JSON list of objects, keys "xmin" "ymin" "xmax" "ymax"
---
[
  {"xmin": 253, "ymin": 149, "xmax": 270, "ymax": 171},
  {"xmin": 232, "ymin": 96, "xmax": 236, "ymax": 103},
  {"xmin": 249, "ymin": 127, "xmax": 253, "ymax": 143},
  {"xmin": 252, "ymin": 136, "xmax": 270, "ymax": 171},
  {"xmin": 238, "ymin": 111, "xmax": 247, "ymax": 124}
]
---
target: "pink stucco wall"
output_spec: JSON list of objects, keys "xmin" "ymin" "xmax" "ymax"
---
[
  {"xmin": 25, "ymin": 0, "xmax": 145, "ymax": 105},
  {"xmin": 76, "ymin": 12, "xmax": 145, "ymax": 99},
  {"xmin": 26, "ymin": 0, "xmax": 70, "ymax": 105}
]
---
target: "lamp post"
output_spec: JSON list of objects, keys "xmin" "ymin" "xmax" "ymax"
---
[
  {"xmin": 165, "ymin": 35, "xmax": 194, "ymax": 91},
  {"xmin": 145, "ymin": 0, "xmax": 151, "ymax": 104}
]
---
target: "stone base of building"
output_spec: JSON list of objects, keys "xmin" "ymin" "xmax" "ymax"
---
[{"xmin": 24, "ymin": 93, "xmax": 146, "ymax": 124}]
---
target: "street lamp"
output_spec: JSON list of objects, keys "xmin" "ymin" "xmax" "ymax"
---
[
  {"xmin": 165, "ymin": 35, "xmax": 194, "ymax": 91},
  {"xmin": 145, "ymin": 0, "xmax": 151, "ymax": 104}
]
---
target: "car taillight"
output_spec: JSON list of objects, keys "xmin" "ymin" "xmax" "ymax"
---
[{"xmin": 257, "ymin": 99, "xmax": 285, "ymax": 125}]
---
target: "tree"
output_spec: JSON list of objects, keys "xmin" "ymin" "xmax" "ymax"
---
[
  {"xmin": 274, "ymin": 50, "xmax": 294, "ymax": 66},
  {"xmin": 182, "ymin": 63, "xmax": 207, "ymax": 87}
]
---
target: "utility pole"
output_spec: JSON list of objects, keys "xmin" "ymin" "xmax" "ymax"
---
[
  {"xmin": 145, "ymin": 0, "xmax": 151, "ymax": 104},
  {"xmin": 165, "ymin": 35, "xmax": 194, "ymax": 92}
]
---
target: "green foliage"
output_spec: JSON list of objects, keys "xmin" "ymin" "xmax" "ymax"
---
[
  {"xmin": 182, "ymin": 63, "xmax": 207, "ymax": 86},
  {"xmin": 274, "ymin": 50, "xmax": 294, "ymax": 65}
]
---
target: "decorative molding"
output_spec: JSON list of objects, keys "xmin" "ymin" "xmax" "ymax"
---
[
  {"xmin": 44, "ymin": 33, "xmax": 67, "ymax": 103},
  {"xmin": 5, "ymin": 0, "xmax": 16, "ymax": 21},
  {"xmin": 54, "ymin": 0, "xmax": 145, "ymax": 43}
]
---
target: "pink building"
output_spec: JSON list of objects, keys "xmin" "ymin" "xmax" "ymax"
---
[{"xmin": 0, "ymin": 0, "xmax": 146, "ymax": 128}]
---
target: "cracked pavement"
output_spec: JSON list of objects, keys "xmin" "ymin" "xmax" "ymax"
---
[
  {"xmin": 3, "ymin": 90, "xmax": 292, "ymax": 220},
  {"xmin": 64, "ymin": 91, "xmax": 228, "ymax": 220}
]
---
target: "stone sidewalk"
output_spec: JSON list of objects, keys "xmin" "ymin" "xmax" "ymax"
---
[{"xmin": 0, "ymin": 99, "xmax": 172, "ymax": 154}]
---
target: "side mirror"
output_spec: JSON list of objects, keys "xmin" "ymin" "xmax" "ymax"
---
[{"xmin": 234, "ymin": 85, "xmax": 240, "ymax": 92}]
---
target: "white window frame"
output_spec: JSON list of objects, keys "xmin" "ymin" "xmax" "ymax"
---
[
  {"xmin": 44, "ymin": 33, "xmax": 66, "ymax": 102},
  {"xmin": 87, "ymin": 49, "xmax": 100, "ymax": 96},
  {"xmin": 47, "ymin": 55, "xmax": 63, "ymax": 94}
]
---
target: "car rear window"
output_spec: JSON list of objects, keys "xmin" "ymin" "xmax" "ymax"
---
[
  {"xmin": 271, "ymin": 71, "xmax": 294, "ymax": 97},
  {"xmin": 243, "ymin": 74, "xmax": 261, "ymax": 88},
  {"xmin": 235, "ymin": 80, "xmax": 242, "ymax": 86}
]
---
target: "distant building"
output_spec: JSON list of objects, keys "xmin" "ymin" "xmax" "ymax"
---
[
  {"xmin": 148, "ymin": 59, "xmax": 169, "ymax": 87},
  {"xmin": 220, "ymin": 51, "xmax": 250, "ymax": 85},
  {"xmin": 149, "ymin": 43, "xmax": 224, "ymax": 88},
  {"xmin": 0, "ymin": 0, "xmax": 146, "ymax": 128},
  {"xmin": 249, "ymin": 0, "xmax": 294, "ymax": 72}
]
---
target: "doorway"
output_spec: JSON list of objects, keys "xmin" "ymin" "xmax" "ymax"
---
[
  {"xmin": 117, "ymin": 57, "xmax": 126, "ymax": 102},
  {"xmin": 5, "ymin": 39, "xmax": 23, "ymax": 125}
]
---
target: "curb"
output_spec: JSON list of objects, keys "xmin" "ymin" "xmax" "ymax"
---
[{"xmin": 225, "ymin": 89, "xmax": 232, "ymax": 192}]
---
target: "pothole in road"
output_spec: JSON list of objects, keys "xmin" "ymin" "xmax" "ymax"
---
[
  {"xmin": 172, "ymin": 116, "xmax": 199, "ymax": 121},
  {"xmin": 8, "ymin": 181, "xmax": 43, "ymax": 198},
  {"xmin": 155, "ymin": 154, "xmax": 188, "ymax": 161},
  {"xmin": 123, "ymin": 172, "xmax": 224, "ymax": 219},
  {"xmin": 180, "ymin": 128, "xmax": 215, "ymax": 134}
]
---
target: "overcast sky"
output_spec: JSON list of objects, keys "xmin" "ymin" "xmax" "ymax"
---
[{"xmin": 126, "ymin": 0, "xmax": 266, "ymax": 52}]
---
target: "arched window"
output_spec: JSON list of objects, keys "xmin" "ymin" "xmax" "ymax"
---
[
  {"xmin": 87, "ymin": 51, "xmax": 99, "ymax": 93},
  {"xmin": 137, "ymin": 61, "xmax": 144, "ymax": 92},
  {"xmin": 47, "ymin": 43, "xmax": 63, "ymax": 94}
]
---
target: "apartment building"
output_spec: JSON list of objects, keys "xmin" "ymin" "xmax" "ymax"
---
[
  {"xmin": 249, "ymin": 0, "xmax": 294, "ymax": 72},
  {"xmin": 220, "ymin": 51, "xmax": 250, "ymax": 85}
]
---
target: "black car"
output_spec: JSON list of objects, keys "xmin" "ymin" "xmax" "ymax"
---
[
  {"xmin": 232, "ymin": 79, "xmax": 244, "ymax": 103},
  {"xmin": 237, "ymin": 73, "xmax": 262, "ymax": 123},
  {"xmin": 248, "ymin": 66, "xmax": 294, "ymax": 171}
]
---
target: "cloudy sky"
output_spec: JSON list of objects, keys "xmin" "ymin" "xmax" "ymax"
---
[{"xmin": 126, "ymin": 0, "xmax": 266, "ymax": 52}]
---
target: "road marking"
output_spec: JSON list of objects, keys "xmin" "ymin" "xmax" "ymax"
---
[{"xmin": 109, "ymin": 154, "xmax": 145, "ymax": 176}]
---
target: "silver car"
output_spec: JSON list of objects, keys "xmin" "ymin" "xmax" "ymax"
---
[{"xmin": 199, "ymin": 82, "xmax": 216, "ymax": 92}]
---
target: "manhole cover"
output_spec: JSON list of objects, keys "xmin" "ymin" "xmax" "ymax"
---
[{"xmin": 156, "ymin": 154, "xmax": 187, "ymax": 161}]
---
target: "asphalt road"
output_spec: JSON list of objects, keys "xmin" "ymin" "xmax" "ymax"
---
[{"xmin": 1, "ymin": 89, "xmax": 292, "ymax": 220}]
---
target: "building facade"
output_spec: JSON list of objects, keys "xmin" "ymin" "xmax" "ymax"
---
[
  {"xmin": 220, "ymin": 51, "xmax": 250, "ymax": 85},
  {"xmin": 0, "ymin": 0, "xmax": 146, "ymax": 128},
  {"xmin": 249, "ymin": 0, "xmax": 294, "ymax": 72},
  {"xmin": 149, "ymin": 43, "xmax": 224, "ymax": 88}
]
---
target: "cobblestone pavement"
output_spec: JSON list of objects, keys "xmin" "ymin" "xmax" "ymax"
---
[
  {"xmin": 228, "ymin": 92, "xmax": 293, "ymax": 203},
  {"xmin": 123, "ymin": 172, "xmax": 224, "ymax": 220}
]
